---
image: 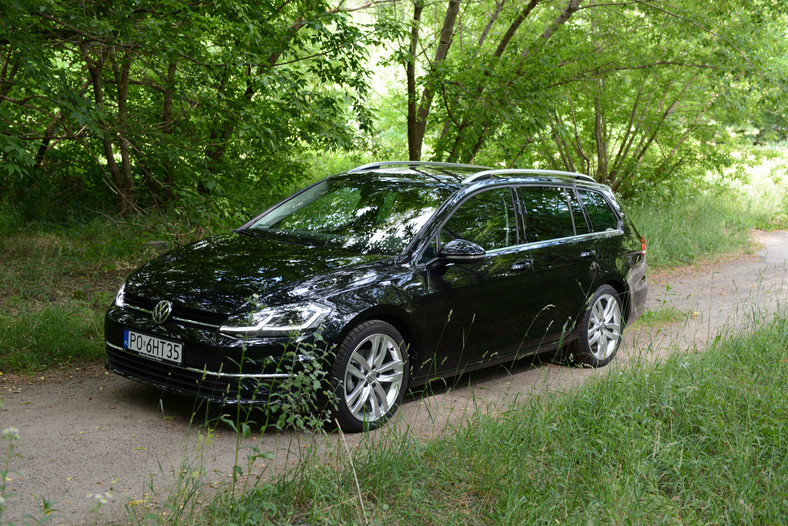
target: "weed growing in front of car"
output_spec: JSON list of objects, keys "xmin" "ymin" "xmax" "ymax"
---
[
  {"xmin": 0, "ymin": 423, "xmax": 19, "ymax": 521},
  {"xmin": 262, "ymin": 331, "xmax": 337, "ymax": 431},
  {"xmin": 213, "ymin": 335, "xmax": 336, "ymax": 500},
  {"xmin": 215, "ymin": 294, "xmax": 338, "ymax": 433},
  {"xmin": 0, "ymin": 423, "xmax": 57, "ymax": 523}
]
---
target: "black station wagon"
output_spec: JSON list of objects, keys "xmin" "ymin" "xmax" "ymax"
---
[{"xmin": 105, "ymin": 161, "xmax": 648, "ymax": 431}]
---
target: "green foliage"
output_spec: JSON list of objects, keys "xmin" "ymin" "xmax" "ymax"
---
[
  {"xmin": 628, "ymin": 189, "xmax": 755, "ymax": 267},
  {"xmin": 2, "ymin": 0, "xmax": 787, "ymax": 222},
  {"xmin": 0, "ymin": 0, "xmax": 376, "ymax": 216},
  {"xmin": 378, "ymin": 0, "xmax": 788, "ymax": 195}
]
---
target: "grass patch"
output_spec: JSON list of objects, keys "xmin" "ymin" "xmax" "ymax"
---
[
  {"xmin": 634, "ymin": 305, "xmax": 692, "ymax": 326},
  {"xmin": 0, "ymin": 220, "xmax": 150, "ymax": 373},
  {"xmin": 0, "ymin": 301, "xmax": 104, "ymax": 372},
  {"xmin": 169, "ymin": 314, "xmax": 788, "ymax": 525}
]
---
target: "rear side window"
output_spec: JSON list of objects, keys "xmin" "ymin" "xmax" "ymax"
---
[
  {"xmin": 578, "ymin": 190, "xmax": 619, "ymax": 232},
  {"xmin": 519, "ymin": 187, "xmax": 575, "ymax": 242}
]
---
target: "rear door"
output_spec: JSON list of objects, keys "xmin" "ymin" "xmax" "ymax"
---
[{"xmin": 515, "ymin": 186, "xmax": 599, "ymax": 350}]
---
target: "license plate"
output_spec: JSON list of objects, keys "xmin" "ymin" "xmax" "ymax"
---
[{"xmin": 123, "ymin": 330, "xmax": 183, "ymax": 365}]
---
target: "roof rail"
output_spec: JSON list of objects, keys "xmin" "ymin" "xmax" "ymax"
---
[
  {"xmin": 462, "ymin": 169, "xmax": 595, "ymax": 184},
  {"xmin": 348, "ymin": 161, "xmax": 490, "ymax": 173}
]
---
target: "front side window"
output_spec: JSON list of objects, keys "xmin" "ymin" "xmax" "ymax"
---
[
  {"xmin": 440, "ymin": 188, "xmax": 518, "ymax": 251},
  {"xmin": 519, "ymin": 187, "xmax": 575, "ymax": 242},
  {"xmin": 247, "ymin": 176, "xmax": 452, "ymax": 255}
]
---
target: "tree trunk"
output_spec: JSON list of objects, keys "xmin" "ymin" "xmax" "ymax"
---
[
  {"xmin": 161, "ymin": 60, "xmax": 176, "ymax": 202},
  {"xmin": 406, "ymin": 0, "xmax": 424, "ymax": 161},
  {"xmin": 80, "ymin": 43, "xmax": 134, "ymax": 215},
  {"xmin": 594, "ymin": 96, "xmax": 608, "ymax": 182},
  {"xmin": 410, "ymin": 0, "xmax": 461, "ymax": 161},
  {"xmin": 110, "ymin": 49, "xmax": 135, "ymax": 215}
]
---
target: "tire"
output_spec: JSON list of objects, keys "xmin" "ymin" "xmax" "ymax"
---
[
  {"xmin": 330, "ymin": 320, "xmax": 409, "ymax": 432},
  {"xmin": 569, "ymin": 285, "xmax": 623, "ymax": 367}
]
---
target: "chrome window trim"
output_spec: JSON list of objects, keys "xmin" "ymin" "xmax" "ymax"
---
[
  {"xmin": 125, "ymin": 304, "xmax": 222, "ymax": 329},
  {"xmin": 106, "ymin": 342, "xmax": 295, "ymax": 379},
  {"xmin": 485, "ymin": 229, "xmax": 623, "ymax": 255}
]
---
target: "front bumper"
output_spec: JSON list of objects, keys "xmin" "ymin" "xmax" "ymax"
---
[
  {"xmin": 105, "ymin": 342, "xmax": 294, "ymax": 404},
  {"xmin": 104, "ymin": 305, "xmax": 323, "ymax": 405}
]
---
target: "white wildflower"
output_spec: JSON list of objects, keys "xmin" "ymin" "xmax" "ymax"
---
[
  {"xmin": 87, "ymin": 492, "xmax": 112, "ymax": 505},
  {"xmin": 1, "ymin": 427, "xmax": 20, "ymax": 441}
]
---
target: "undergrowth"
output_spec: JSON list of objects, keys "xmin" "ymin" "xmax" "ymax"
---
[{"xmin": 626, "ymin": 152, "xmax": 788, "ymax": 267}]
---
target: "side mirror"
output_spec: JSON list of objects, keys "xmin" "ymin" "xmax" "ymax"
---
[{"xmin": 438, "ymin": 239, "xmax": 485, "ymax": 263}]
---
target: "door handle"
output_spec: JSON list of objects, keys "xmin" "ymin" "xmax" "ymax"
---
[
  {"xmin": 580, "ymin": 250, "xmax": 596, "ymax": 259},
  {"xmin": 511, "ymin": 259, "xmax": 532, "ymax": 271}
]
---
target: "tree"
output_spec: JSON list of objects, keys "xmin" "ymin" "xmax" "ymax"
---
[
  {"xmin": 380, "ymin": 0, "xmax": 788, "ymax": 194},
  {"xmin": 0, "ymin": 0, "xmax": 376, "ymax": 215}
]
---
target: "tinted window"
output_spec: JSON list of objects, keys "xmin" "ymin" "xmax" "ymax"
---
[
  {"xmin": 579, "ymin": 190, "xmax": 619, "ymax": 232},
  {"xmin": 519, "ymin": 187, "xmax": 575, "ymax": 242},
  {"xmin": 441, "ymin": 188, "xmax": 518, "ymax": 251}
]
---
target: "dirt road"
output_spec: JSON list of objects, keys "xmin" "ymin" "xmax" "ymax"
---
[{"xmin": 1, "ymin": 230, "xmax": 786, "ymax": 524}]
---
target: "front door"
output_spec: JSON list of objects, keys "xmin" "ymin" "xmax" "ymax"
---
[{"xmin": 424, "ymin": 187, "xmax": 534, "ymax": 377}]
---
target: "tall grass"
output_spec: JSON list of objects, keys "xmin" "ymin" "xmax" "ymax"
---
[
  {"xmin": 0, "ymin": 302, "xmax": 104, "ymax": 372},
  {"xmin": 175, "ymin": 314, "xmax": 788, "ymax": 525}
]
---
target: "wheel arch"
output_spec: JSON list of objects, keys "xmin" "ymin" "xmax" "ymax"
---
[
  {"xmin": 336, "ymin": 306, "xmax": 422, "ymax": 378},
  {"xmin": 598, "ymin": 276, "xmax": 631, "ymax": 323}
]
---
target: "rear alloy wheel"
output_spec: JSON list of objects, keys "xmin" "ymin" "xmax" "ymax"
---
[
  {"xmin": 570, "ymin": 285, "xmax": 623, "ymax": 367},
  {"xmin": 331, "ymin": 321, "xmax": 408, "ymax": 432}
]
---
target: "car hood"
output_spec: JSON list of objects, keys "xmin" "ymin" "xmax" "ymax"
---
[{"xmin": 124, "ymin": 232, "xmax": 391, "ymax": 314}]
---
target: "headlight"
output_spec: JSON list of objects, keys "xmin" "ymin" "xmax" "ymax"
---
[
  {"xmin": 220, "ymin": 302, "xmax": 331, "ymax": 337},
  {"xmin": 114, "ymin": 282, "xmax": 126, "ymax": 308}
]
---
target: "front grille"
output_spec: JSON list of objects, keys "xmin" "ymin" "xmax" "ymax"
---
[
  {"xmin": 106, "ymin": 346, "xmax": 278, "ymax": 404},
  {"xmin": 125, "ymin": 293, "xmax": 228, "ymax": 328}
]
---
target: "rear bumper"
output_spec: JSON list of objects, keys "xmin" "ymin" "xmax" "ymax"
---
[{"xmin": 626, "ymin": 258, "xmax": 649, "ymax": 324}]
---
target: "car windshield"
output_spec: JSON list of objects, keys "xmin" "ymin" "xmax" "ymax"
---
[{"xmin": 246, "ymin": 175, "xmax": 453, "ymax": 255}]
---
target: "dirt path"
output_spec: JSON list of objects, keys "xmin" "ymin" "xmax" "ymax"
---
[{"xmin": 1, "ymin": 231, "xmax": 786, "ymax": 525}]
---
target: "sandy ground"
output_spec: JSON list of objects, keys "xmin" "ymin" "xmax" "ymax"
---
[{"xmin": 1, "ymin": 230, "xmax": 786, "ymax": 525}]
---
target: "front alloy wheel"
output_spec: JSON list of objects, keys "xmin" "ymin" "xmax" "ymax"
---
[
  {"xmin": 331, "ymin": 320, "xmax": 408, "ymax": 432},
  {"xmin": 570, "ymin": 285, "xmax": 623, "ymax": 367}
]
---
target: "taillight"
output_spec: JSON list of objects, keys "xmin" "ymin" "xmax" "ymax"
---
[{"xmin": 641, "ymin": 237, "xmax": 646, "ymax": 256}]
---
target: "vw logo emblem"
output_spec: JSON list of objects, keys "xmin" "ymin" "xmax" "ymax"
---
[{"xmin": 152, "ymin": 300, "xmax": 172, "ymax": 325}]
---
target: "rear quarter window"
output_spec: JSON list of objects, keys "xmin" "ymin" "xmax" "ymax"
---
[{"xmin": 578, "ymin": 190, "xmax": 620, "ymax": 232}]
